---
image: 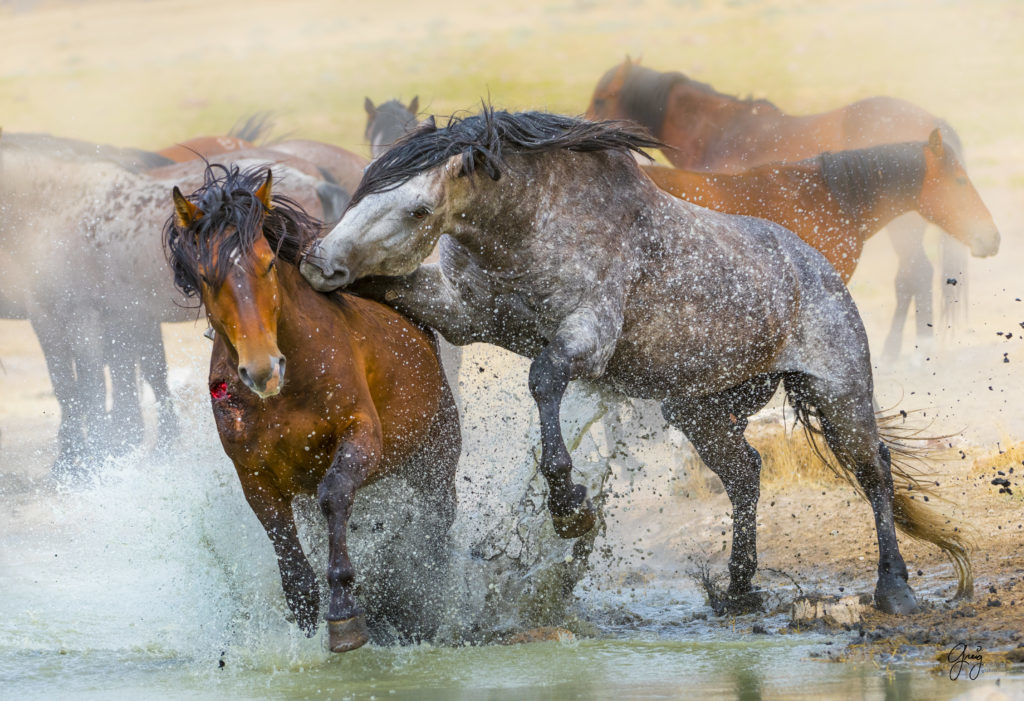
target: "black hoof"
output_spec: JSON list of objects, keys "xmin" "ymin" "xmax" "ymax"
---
[
  {"xmin": 327, "ymin": 615, "xmax": 369, "ymax": 653},
  {"xmin": 875, "ymin": 577, "xmax": 919, "ymax": 615},
  {"xmin": 551, "ymin": 498, "xmax": 597, "ymax": 539},
  {"xmin": 720, "ymin": 589, "xmax": 764, "ymax": 615}
]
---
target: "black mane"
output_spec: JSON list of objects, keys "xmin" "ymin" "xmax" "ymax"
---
[
  {"xmin": 819, "ymin": 142, "xmax": 924, "ymax": 219},
  {"xmin": 348, "ymin": 107, "xmax": 663, "ymax": 209},
  {"xmin": 617, "ymin": 65, "xmax": 780, "ymax": 137},
  {"xmin": 163, "ymin": 163, "xmax": 323, "ymax": 298}
]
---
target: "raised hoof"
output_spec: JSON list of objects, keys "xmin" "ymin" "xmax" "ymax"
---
[
  {"xmin": 327, "ymin": 616, "xmax": 369, "ymax": 653},
  {"xmin": 875, "ymin": 578, "xmax": 919, "ymax": 615},
  {"xmin": 551, "ymin": 499, "xmax": 597, "ymax": 539}
]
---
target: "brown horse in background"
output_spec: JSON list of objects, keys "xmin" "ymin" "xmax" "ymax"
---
[
  {"xmin": 155, "ymin": 113, "xmax": 270, "ymax": 162},
  {"xmin": 165, "ymin": 165, "xmax": 460, "ymax": 652},
  {"xmin": 642, "ymin": 130, "xmax": 999, "ymax": 283},
  {"xmin": 587, "ymin": 58, "xmax": 1000, "ymax": 358}
]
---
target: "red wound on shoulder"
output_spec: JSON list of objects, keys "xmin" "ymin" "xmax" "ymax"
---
[{"xmin": 210, "ymin": 382, "xmax": 230, "ymax": 400}]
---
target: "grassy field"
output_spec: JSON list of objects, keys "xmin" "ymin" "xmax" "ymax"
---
[{"xmin": 1, "ymin": 0, "xmax": 1022, "ymax": 159}]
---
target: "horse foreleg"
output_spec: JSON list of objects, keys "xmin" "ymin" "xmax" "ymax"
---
[
  {"xmin": 528, "ymin": 306, "xmax": 621, "ymax": 539},
  {"xmin": 105, "ymin": 327, "xmax": 144, "ymax": 453},
  {"xmin": 237, "ymin": 473, "xmax": 321, "ymax": 635},
  {"xmin": 318, "ymin": 419, "xmax": 381, "ymax": 653},
  {"xmin": 136, "ymin": 321, "xmax": 180, "ymax": 451}
]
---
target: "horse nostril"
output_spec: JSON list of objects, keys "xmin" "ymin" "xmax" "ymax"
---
[
  {"xmin": 238, "ymin": 366, "xmax": 252, "ymax": 386},
  {"xmin": 277, "ymin": 356, "xmax": 287, "ymax": 377},
  {"xmin": 335, "ymin": 266, "xmax": 351, "ymax": 287}
]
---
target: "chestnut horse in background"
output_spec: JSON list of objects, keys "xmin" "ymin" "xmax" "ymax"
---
[
  {"xmin": 587, "ymin": 58, "xmax": 1000, "ymax": 359},
  {"xmin": 642, "ymin": 130, "xmax": 999, "ymax": 283},
  {"xmin": 155, "ymin": 113, "xmax": 270, "ymax": 162},
  {"xmin": 165, "ymin": 165, "xmax": 460, "ymax": 652}
]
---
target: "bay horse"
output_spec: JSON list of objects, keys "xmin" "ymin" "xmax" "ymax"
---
[
  {"xmin": 586, "ymin": 58, "xmax": 1000, "ymax": 358},
  {"xmin": 301, "ymin": 109, "xmax": 972, "ymax": 615},
  {"xmin": 0, "ymin": 133, "xmax": 341, "ymax": 474},
  {"xmin": 165, "ymin": 164, "xmax": 460, "ymax": 652},
  {"xmin": 364, "ymin": 97, "xmax": 420, "ymax": 158},
  {"xmin": 641, "ymin": 130, "xmax": 999, "ymax": 283}
]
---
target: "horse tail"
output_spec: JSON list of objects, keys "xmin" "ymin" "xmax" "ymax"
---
[
  {"xmin": 229, "ymin": 112, "xmax": 275, "ymax": 144},
  {"xmin": 786, "ymin": 396, "xmax": 974, "ymax": 600},
  {"xmin": 937, "ymin": 118, "xmax": 969, "ymax": 334}
]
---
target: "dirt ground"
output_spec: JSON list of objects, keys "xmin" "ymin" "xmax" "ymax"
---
[{"xmin": 1, "ymin": 0, "xmax": 1023, "ymax": 678}]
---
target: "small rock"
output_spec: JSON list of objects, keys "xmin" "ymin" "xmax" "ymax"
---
[{"xmin": 791, "ymin": 595, "xmax": 865, "ymax": 627}]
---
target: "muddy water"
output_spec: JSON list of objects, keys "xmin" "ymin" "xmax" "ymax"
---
[{"xmin": 2, "ymin": 338, "xmax": 1023, "ymax": 700}]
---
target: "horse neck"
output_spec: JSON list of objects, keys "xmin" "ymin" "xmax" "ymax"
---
[
  {"xmin": 820, "ymin": 145, "xmax": 924, "ymax": 228},
  {"xmin": 448, "ymin": 151, "xmax": 656, "ymax": 265},
  {"xmin": 273, "ymin": 261, "xmax": 340, "ymax": 352}
]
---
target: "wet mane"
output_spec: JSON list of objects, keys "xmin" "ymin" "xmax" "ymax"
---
[
  {"xmin": 618, "ymin": 64, "xmax": 780, "ymax": 136},
  {"xmin": 163, "ymin": 163, "xmax": 323, "ymax": 297},
  {"xmin": 819, "ymin": 142, "xmax": 924, "ymax": 219},
  {"xmin": 349, "ymin": 107, "xmax": 663, "ymax": 209}
]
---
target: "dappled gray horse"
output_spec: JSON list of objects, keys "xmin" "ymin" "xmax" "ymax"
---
[
  {"xmin": 301, "ymin": 109, "xmax": 971, "ymax": 614},
  {"xmin": 0, "ymin": 133, "xmax": 343, "ymax": 474}
]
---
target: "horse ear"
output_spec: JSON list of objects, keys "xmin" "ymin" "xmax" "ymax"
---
[
  {"xmin": 408, "ymin": 95, "xmax": 419, "ymax": 115},
  {"xmin": 172, "ymin": 187, "xmax": 201, "ymax": 228},
  {"xmin": 928, "ymin": 128, "xmax": 944, "ymax": 156},
  {"xmin": 364, "ymin": 97, "xmax": 376, "ymax": 117},
  {"xmin": 624, "ymin": 54, "xmax": 633, "ymax": 67},
  {"xmin": 254, "ymin": 169, "xmax": 274, "ymax": 211}
]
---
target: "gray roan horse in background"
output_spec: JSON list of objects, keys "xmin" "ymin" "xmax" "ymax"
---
[
  {"xmin": 0, "ymin": 132, "xmax": 344, "ymax": 475},
  {"xmin": 301, "ymin": 109, "xmax": 972, "ymax": 614},
  {"xmin": 364, "ymin": 97, "xmax": 420, "ymax": 159}
]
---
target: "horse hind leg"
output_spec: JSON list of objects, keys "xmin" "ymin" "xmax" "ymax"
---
[
  {"xmin": 662, "ymin": 374, "xmax": 781, "ymax": 614},
  {"xmin": 785, "ymin": 374, "xmax": 918, "ymax": 614}
]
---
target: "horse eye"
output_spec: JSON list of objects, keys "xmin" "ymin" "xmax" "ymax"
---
[{"xmin": 410, "ymin": 206, "xmax": 431, "ymax": 220}]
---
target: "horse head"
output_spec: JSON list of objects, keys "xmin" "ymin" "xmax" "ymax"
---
[
  {"xmin": 917, "ymin": 128, "xmax": 1000, "ymax": 258},
  {"xmin": 169, "ymin": 168, "xmax": 286, "ymax": 397}
]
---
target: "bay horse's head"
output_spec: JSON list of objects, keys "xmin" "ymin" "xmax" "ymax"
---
[
  {"xmin": 917, "ymin": 129, "xmax": 1000, "ymax": 258},
  {"xmin": 165, "ymin": 165, "xmax": 320, "ymax": 397},
  {"xmin": 585, "ymin": 56, "xmax": 637, "ymax": 121}
]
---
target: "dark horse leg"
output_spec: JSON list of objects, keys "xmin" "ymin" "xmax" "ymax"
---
[
  {"xmin": 882, "ymin": 214, "xmax": 932, "ymax": 362},
  {"xmin": 237, "ymin": 474, "xmax": 321, "ymax": 635},
  {"xmin": 785, "ymin": 374, "xmax": 918, "ymax": 614},
  {"xmin": 528, "ymin": 340, "xmax": 603, "ymax": 539},
  {"xmin": 385, "ymin": 386, "xmax": 460, "ymax": 642},
  {"xmin": 662, "ymin": 375, "xmax": 781, "ymax": 613},
  {"xmin": 318, "ymin": 420, "xmax": 381, "ymax": 652}
]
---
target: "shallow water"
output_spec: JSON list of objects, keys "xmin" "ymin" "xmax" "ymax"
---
[{"xmin": 2, "ymin": 345, "xmax": 1023, "ymax": 701}]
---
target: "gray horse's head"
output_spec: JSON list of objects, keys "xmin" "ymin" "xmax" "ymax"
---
[{"xmin": 301, "ymin": 108, "xmax": 660, "ymax": 291}]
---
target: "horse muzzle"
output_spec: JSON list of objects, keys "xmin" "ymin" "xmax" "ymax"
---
[
  {"xmin": 969, "ymin": 228, "xmax": 1000, "ymax": 258},
  {"xmin": 299, "ymin": 255, "xmax": 352, "ymax": 292},
  {"xmin": 238, "ymin": 355, "xmax": 286, "ymax": 398}
]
